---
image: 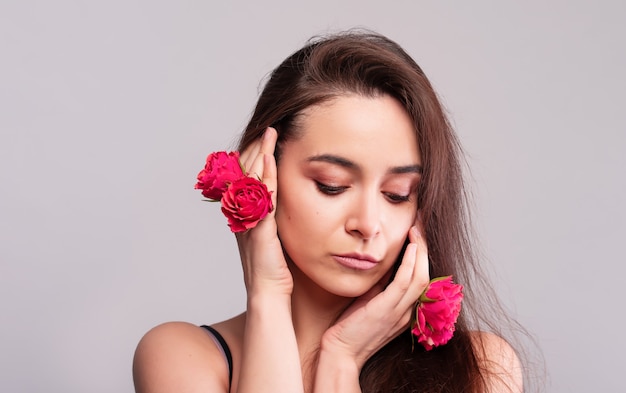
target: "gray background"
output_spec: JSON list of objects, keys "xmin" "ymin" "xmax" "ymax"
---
[{"xmin": 1, "ymin": 1, "xmax": 624, "ymax": 392}]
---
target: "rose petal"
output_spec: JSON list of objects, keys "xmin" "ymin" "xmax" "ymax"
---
[
  {"xmin": 220, "ymin": 177, "xmax": 273, "ymax": 233},
  {"xmin": 412, "ymin": 276, "xmax": 463, "ymax": 351}
]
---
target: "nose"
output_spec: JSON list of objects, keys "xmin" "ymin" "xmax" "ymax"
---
[{"xmin": 345, "ymin": 191, "xmax": 381, "ymax": 240}]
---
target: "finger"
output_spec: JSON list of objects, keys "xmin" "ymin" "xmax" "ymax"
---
[
  {"xmin": 260, "ymin": 127, "xmax": 278, "ymax": 156},
  {"xmin": 411, "ymin": 225, "xmax": 430, "ymax": 290},
  {"xmin": 240, "ymin": 139, "xmax": 262, "ymax": 173},
  {"xmin": 262, "ymin": 153, "xmax": 278, "ymax": 218},
  {"xmin": 247, "ymin": 128, "xmax": 277, "ymax": 179},
  {"xmin": 384, "ymin": 226, "xmax": 428, "ymax": 307},
  {"xmin": 246, "ymin": 130, "xmax": 279, "ymax": 235},
  {"xmin": 415, "ymin": 209, "xmax": 425, "ymax": 236},
  {"xmin": 385, "ymin": 240, "xmax": 417, "ymax": 298}
]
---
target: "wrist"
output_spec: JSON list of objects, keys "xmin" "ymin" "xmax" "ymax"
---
[
  {"xmin": 320, "ymin": 332, "xmax": 369, "ymax": 371},
  {"xmin": 247, "ymin": 291, "xmax": 292, "ymax": 309},
  {"xmin": 244, "ymin": 271, "xmax": 293, "ymax": 298},
  {"xmin": 246, "ymin": 292, "xmax": 293, "ymax": 325},
  {"xmin": 314, "ymin": 349, "xmax": 361, "ymax": 393}
]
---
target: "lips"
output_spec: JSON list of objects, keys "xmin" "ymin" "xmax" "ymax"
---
[{"xmin": 333, "ymin": 253, "xmax": 380, "ymax": 270}]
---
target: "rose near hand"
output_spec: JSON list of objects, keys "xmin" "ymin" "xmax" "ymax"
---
[
  {"xmin": 195, "ymin": 150, "xmax": 273, "ymax": 233},
  {"xmin": 195, "ymin": 151, "xmax": 245, "ymax": 200},
  {"xmin": 411, "ymin": 275, "xmax": 463, "ymax": 351},
  {"xmin": 221, "ymin": 176, "xmax": 273, "ymax": 233}
]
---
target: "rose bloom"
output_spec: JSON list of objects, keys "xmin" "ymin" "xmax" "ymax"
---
[
  {"xmin": 195, "ymin": 151, "xmax": 244, "ymax": 200},
  {"xmin": 221, "ymin": 176, "xmax": 273, "ymax": 233},
  {"xmin": 412, "ymin": 276, "xmax": 463, "ymax": 351}
]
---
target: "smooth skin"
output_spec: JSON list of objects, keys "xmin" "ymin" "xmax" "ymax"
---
[{"xmin": 133, "ymin": 94, "xmax": 523, "ymax": 393}]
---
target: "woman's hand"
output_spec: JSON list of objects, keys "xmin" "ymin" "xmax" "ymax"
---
[
  {"xmin": 236, "ymin": 129, "xmax": 305, "ymax": 393},
  {"xmin": 236, "ymin": 127, "xmax": 293, "ymax": 298},
  {"xmin": 318, "ymin": 224, "xmax": 430, "ymax": 371}
]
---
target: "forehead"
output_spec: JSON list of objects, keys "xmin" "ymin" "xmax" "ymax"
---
[{"xmin": 285, "ymin": 94, "xmax": 421, "ymax": 166}]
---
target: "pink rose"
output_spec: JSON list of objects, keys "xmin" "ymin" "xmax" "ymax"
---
[
  {"xmin": 220, "ymin": 176, "xmax": 274, "ymax": 233},
  {"xmin": 195, "ymin": 151, "xmax": 244, "ymax": 200},
  {"xmin": 411, "ymin": 276, "xmax": 463, "ymax": 351}
]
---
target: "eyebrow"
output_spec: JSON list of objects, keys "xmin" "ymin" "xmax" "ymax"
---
[{"xmin": 307, "ymin": 154, "xmax": 423, "ymax": 174}]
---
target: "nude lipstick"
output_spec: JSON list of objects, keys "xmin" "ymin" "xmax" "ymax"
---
[{"xmin": 333, "ymin": 253, "xmax": 379, "ymax": 270}]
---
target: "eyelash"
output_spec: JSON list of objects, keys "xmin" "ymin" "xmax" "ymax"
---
[
  {"xmin": 315, "ymin": 181, "xmax": 411, "ymax": 203},
  {"xmin": 384, "ymin": 192, "xmax": 411, "ymax": 203},
  {"xmin": 315, "ymin": 181, "xmax": 348, "ymax": 195}
]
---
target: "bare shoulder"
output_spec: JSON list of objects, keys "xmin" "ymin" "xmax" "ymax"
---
[
  {"xmin": 132, "ymin": 321, "xmax": 230, "ymax": 393},
  {"xmin": 470, "ymin": 331, "xmax": 524, "ymax": 393}
]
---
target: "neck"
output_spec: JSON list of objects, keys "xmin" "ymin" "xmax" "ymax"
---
[{"xmin": 288, "ymin": 260, "xmax": 353, "ymax": 366}]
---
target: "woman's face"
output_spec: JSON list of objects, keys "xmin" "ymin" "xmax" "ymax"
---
[{"xmin": 275, "ymin": 94, "xmax": 422, "ymax": 298}]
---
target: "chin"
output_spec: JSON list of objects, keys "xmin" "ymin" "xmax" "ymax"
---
[
  {"xmin": 286, "ymin": 253, "xmax": 390, "ymax": 299},
  {"xmin": 331, "ymin": 288, "xmax": 371, "ymax": 299},
  {"xmin": 321, "ymin": 276, "xmax": 382, "ymax": 299}
]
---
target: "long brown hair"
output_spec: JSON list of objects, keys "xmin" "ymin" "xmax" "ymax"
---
[{"xmin": 238, "ymin": 30, "xmax": 537, "ymax": 393}]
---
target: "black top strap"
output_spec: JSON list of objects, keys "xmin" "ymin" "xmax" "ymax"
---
[{"xmin": 200, "ymin": 325, "xmax": 233, "ymax": 389}]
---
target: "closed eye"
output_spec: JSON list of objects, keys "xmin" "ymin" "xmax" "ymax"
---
[
  {"xmin": 315, "ymin": 181, "xmax": 349, "ymax": 195},
  {"xmin": 383, "ymin": 192, "xmax": 411, "ymax": 203}
]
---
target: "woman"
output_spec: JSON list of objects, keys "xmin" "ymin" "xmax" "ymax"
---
[{"xmin": 133, "ymin": 31, "xmax": 526, "ymax": 392}]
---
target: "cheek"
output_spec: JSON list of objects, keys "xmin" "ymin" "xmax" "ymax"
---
[
  {"xmin": 275, "ymin": 177, "xmax": 321, "ymax": 241},
  {"xmin": 276, "ymin": 193, "xmax": 335, "ymax": 235},
  {"xmin": 276, "ymin": 174, "xmax": 342, "ymax": 229},
  {"xmin": 388, "ymin": 227, "xmax": 408, "ymax": 253},
  {"xmin": 275, "ymin": 196, "xmax": 299, "ymax": 262},
  {"xmin": 384, "ymin": 208, "xmax": 417, "ymax": 252}
]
